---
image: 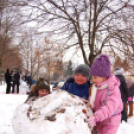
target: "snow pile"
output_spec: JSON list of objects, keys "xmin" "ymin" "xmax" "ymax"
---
[
  {"xmin": 12, "ymin": 89, "xmax": 92, "ymax": 134},
  {"xmin": 19, "ymin": 80, "xmax": 30, "ymax": 94}
]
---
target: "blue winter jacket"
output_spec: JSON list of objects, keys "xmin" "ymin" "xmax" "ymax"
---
[{"xmin": 61, "ymin": 77, "xmax": 90, "ymax": 100}]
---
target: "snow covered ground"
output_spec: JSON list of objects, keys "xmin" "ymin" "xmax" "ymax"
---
[{"xmin": 0, "ymin": 84, "xmax": 134, "ymax": 134}]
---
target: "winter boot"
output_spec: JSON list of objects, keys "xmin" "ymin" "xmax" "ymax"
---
[
  {"xmin": 125, "ymin": 103, "xmax": 129, "ymax": 118},
  {"xmin": 129, "ymin": 102, "xmax": 133, "ymax": 117}
]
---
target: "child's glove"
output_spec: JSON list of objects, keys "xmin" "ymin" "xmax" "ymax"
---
[
  {"xmin": 88, "ymin": 115, "xmax": 97, "ymax": 127},
  {"xmin": 128, "ymin": 96, "xmax": 132, "ymax": 102}
]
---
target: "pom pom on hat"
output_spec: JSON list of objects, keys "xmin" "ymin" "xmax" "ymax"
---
[{"xmin": 90, "ymin": 54, "xmax": 111, "ymax": 77}]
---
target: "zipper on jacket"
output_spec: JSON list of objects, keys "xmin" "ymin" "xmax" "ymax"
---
[{"xmin": 100, "ymin": 101, "xmax": 101, "ymax": 106}]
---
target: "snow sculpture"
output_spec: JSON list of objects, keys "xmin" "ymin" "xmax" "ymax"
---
[
  {"xmin": 19, "ymin": 80, "xmax": 30, "ymax": 94},
  {"xmin": 12, "ymin": 89, "xmax": 92, "ymax": 134}
]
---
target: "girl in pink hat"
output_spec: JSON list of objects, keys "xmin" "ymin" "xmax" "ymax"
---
[{"xmin": 87, "ymin": 54, "xmax": 123, "ymax": 134}]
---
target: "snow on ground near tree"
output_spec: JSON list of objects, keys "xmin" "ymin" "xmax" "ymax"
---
[{"xmin": 0, "ymin": 84, "xmax": 134, "ymax": 134}]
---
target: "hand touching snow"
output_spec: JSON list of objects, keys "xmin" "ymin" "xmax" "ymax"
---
[
  {"xmin": 80, "ymin": 98, "xmax": 89, "ymax": 103},
  {"xmin": 88, "ymin": 115, "xmax": 96, "ymax": 127}
]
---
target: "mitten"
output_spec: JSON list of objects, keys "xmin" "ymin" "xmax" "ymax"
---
[{"xmin": 128, "ymin": 96, "xmax": 132, "ymax": 102}]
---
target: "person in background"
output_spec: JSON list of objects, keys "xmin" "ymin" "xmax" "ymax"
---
[
  {"xmin": 61, "ymin": 64, "xmax": 90, "ymax": 102},
  {"xmin": 12, "ymin": 69, "xmax": 20, "ymax": 94},
  {"xmin": 25, "ymin": 70, "xmax": 33, "ymax": 88},
  {"xmin": 126, "ymin": 78, "xmax": 134, "ymax": 117},
  {"xmin": 87, "ymin": 54, "xmax": 123, "ymax": 134},
  {"xmin": 5, "ymin": 69, "xmax": 11, "ymax": 94},
  {"xmin": 114, "ymin": 67, "xmax": 129, "ymax": 122},
  {"xmin": 25, "ymin": 77, "xmax": 50, "ymax": 102},
  {"xmin": 10, "ymin": 70, "xmax": 14, "ymax": 91}
]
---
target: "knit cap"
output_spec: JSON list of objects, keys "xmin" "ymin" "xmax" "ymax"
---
[
  {"xmin": 35, "ymin": 78, "xmax": 50, "ymax": 93},
  {"xmin": 75, "ymin": 64, "xmax": 90, "ymax": 80},
  {"xmin": 90, "ymin": 54, "xmax": 111, "ymax": 77}
]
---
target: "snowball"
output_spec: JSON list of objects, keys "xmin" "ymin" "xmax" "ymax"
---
[{"xmin": 12, "ymin": 89, "xmax": 92, "ymax": 134}]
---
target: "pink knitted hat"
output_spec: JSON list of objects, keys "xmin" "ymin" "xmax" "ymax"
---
[{"xmin": 90, "ymin": 54, "xmax": 111, "ymax": 77}]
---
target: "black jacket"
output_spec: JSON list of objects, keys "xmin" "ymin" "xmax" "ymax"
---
[
  {"xmin": 5, "ymin": 69, "xmax": 11, "ymax": 83},
  {"xmin": 128, "ymin": 83, "xmax": 134, "ymax": 96},
  {"xmin": 25, "ymin": 75, "xmax": 33, "ymax": 86},
  {"xmin": 115, "ymin": 75, "xmax": 129, "ymax": 102},
  {"xmin": 13, "ymin": 71, "xmax": 20, "ymax": 82}
]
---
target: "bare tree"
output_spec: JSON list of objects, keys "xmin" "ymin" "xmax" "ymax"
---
[
  {"xmin": 19, "ymin": 32, "xmax": 64, "ymax": 80},
  {"xmin": 21, "ymin": 0, "xmax": 134, "ymax": 66},
  {"xmin": 39, "ymin": 40, "xmax": 64, "ymax": 81},
  {"xmin": 0, "ymin": 0, "xmax": 27, "ymax": 70}
]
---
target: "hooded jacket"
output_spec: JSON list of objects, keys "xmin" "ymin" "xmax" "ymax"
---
[
  {"xmin": 90, "ymin": 74, "xmax": 123, "ymax": 134},
  {"xmin": 61, "ymin": 77, "xmax": 90, "ymax": 100}
]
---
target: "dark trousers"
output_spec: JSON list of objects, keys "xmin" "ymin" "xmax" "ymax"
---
[
  {"xmin": 121, "ymin": 102, "xmax": 127, "ymax": 122},
  {"xmin": 12, "ymin": 81, "xmax": 19, "ymax": 93},
  {"xmin": 6, "ymin": 82, "xmax": 11, "ymax": 94}
]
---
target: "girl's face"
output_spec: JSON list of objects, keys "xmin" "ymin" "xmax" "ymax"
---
[
  {"xmin": 38, "ymin": 89, "xmax": 49, "ymax": 97},
  {"xmin": 75, "ymin": 74, "xmax": 87, "ymax": 85},
  {"xmin": 91, "ymin": 76, "xmax": 107, "ymax": 85}
]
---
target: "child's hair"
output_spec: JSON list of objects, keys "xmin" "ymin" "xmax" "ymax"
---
[{"xmin": 90, "ymin": 54, "xmax": 111, "ymax": 77}]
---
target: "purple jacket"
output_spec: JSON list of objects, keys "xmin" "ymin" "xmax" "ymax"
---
[{"xmin": 93, "ymin": 75, "xmax": 123, "ymax": 134}]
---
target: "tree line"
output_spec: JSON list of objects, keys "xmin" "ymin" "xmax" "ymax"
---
[{"xmin": 1, "ymin": 0, "xmax": 134, "ymax": 81}]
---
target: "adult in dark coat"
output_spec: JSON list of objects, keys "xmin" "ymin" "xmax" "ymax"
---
[
  {"xmin": 25, "ymin": 75, "xmax": 33, "ymax": 87},
  {"xmin": 127, "ymin": 79, "xmax": 134, "ymax": 98},
  {"xmin": 126, "ymin": 79, "xmax": 134, "ymax": 117},
  {"xmin": 10, "ymin": 70, "xmax": 14, "ymax": 91},
  {"xmin": 12, "ymin": 70, "xmax": 20, "ymax": 94},
  {"xmin": 5, "ymin": 69, "xmax": 11, "ymax": 94},
  {"xmin": 114, "ymin": 67, "xmax": 129, "ymax": 122}
]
